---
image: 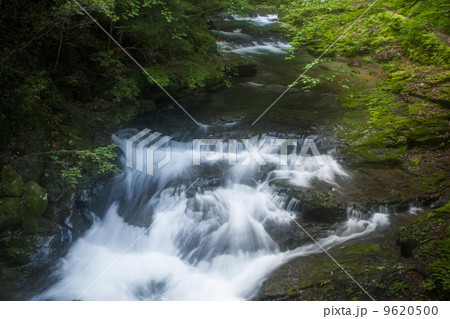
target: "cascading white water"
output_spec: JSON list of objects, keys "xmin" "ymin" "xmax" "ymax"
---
[
  {"xmin": 217, "ymin": 40, "xmax": 292, "ymax": 56},
  {"xmin": 231, "ymin": 14, "xmax": 279, "ymax": 25},
  {"xmin": 33, "ymin": 14, "xmax": 392, "ymax": 301},
  {"xmin": 36, "ymin": 129, "xmax": 390, "ymax": 301}
]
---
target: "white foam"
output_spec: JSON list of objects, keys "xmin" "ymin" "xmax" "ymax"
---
[{"xmin": 232, "ymin": 14, "xmax": 279, "ymax": 26}]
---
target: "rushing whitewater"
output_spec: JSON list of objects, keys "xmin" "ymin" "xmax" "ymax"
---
[{"xmin": 36, "ymin": 128, "xmax": 390, "ymax": 301}]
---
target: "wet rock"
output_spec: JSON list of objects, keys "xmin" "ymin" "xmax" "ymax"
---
[
  {"xmin": 263, "ymin": 220, "xmax": 327, "ymax": 250},
  {"xmin": 273, "ymin": 180, "xmax": 348, "ymax": 223},
  {"xmin": 0, "ymin": 166, "xmax": 24, "ymax": 197},
  {"xmin": 22, "ymin": 182, "xmax": 48, "ymax": 234},
  {"xmin": 41, "ymin": 166, "xmax": 66, "ymax": 203},
  {"xmin": 338, "ymin": 164, "xmax": 445, "ymax": 209},
  {"xmin": 70, "ymin": 199, "xmax": 95, "ymax": 237},
  {"xmin": 36, "ymin": 218, "xmax": 60, "ymax": 235},
  {"xmin": 300, "ymin": 189, "xmax": 347, "ymax": 223}
]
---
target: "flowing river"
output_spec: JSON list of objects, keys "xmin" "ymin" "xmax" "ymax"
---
[{"xmin": 36, "ymin": 14, "xmax": 391, "ymax": 301}]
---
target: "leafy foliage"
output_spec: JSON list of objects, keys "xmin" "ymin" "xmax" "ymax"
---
[
  {"xmin": 109, "ymin": 76, "xmax": 140, "ymax": 103},
  {"xmin": 51, "ymin": 144, "xmax": 121, "ymax": 186},
  {"xmin": 90, "ymin": 51, "xmax": 124, "ymax": 68}
]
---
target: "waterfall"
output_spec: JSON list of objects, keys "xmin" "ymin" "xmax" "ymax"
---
[{"xmin": 36, "ymin": 128, "xmax": 389, "ymax": 301}]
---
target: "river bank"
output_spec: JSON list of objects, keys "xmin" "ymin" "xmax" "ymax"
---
[{"xmin": 254, "ymin": 0, "xmax": 449, "ymax": 300}]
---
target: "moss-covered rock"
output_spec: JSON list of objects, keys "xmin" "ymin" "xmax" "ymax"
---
[
  {"xmin": 0, "ymin": 166, "xmax": 24, "ymax": 197},
  {"xmin": 301, "ymin": 189, "xmax": 347, "ymax": 223},
  {"xmin": 22, "ymin": 182, "xmax": 48, "ymax": 234},
  {"xmin": 272, "ymin": 180, "xmax": 348, "ymax": 223},
  {"xmin": 0, "ymin": 197, "xmax": 22, "ymax": 229}
]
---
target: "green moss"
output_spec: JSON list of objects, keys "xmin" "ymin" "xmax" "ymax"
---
[
  {"xmin": 435, "ymin": 202, "xmax": 450, "ymax": 214},
  {"xmin": 408, "ymin": 103, "xmax": 424, "ymax": 115},
  {"xmin": 344, "ymin": 243, "xmax": 380, "ymax": 255},
  {"xmin": 439, "ymin": 86, "xmax": 450, "ymax": 102},
  {"xmin": 280, "ymin": 0, "xmax": 450, "ymax": 65},
  {"xmin": 287, "ymin": 286, "xmax": 300, "ymax": 295},
  {"xmin": 409, "ymin": 157, "xmax": 422, "ymax": 166},
  {"xmin": 421, "ymin": 173, "xmax": 445, "ymax": 187},
  {"xmin": 337, "ymin": 65, "xmax": 448, "ymax": 162},
  {"xmin": 23, "ymin": 182, "xmax": 47, "ymax": 216},
  {"xmin": 309, "ymin": 260, "xmax": 337, "ymax": 282},
  {"xmin": 425, "ymin": 71, "xmax": 450, "ymax": 86},
  {"xmin": 385, "ymin": 70, "xmax": 414, "ymax": 94}
]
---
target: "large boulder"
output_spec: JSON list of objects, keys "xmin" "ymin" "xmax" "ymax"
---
[
  {"xmin": 0, "ymin": 166, "xmax": 24, "ymax": 197},
  {"xmin": 273, "ymin": 180, "xmax": 348, "ymax": 224}
]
